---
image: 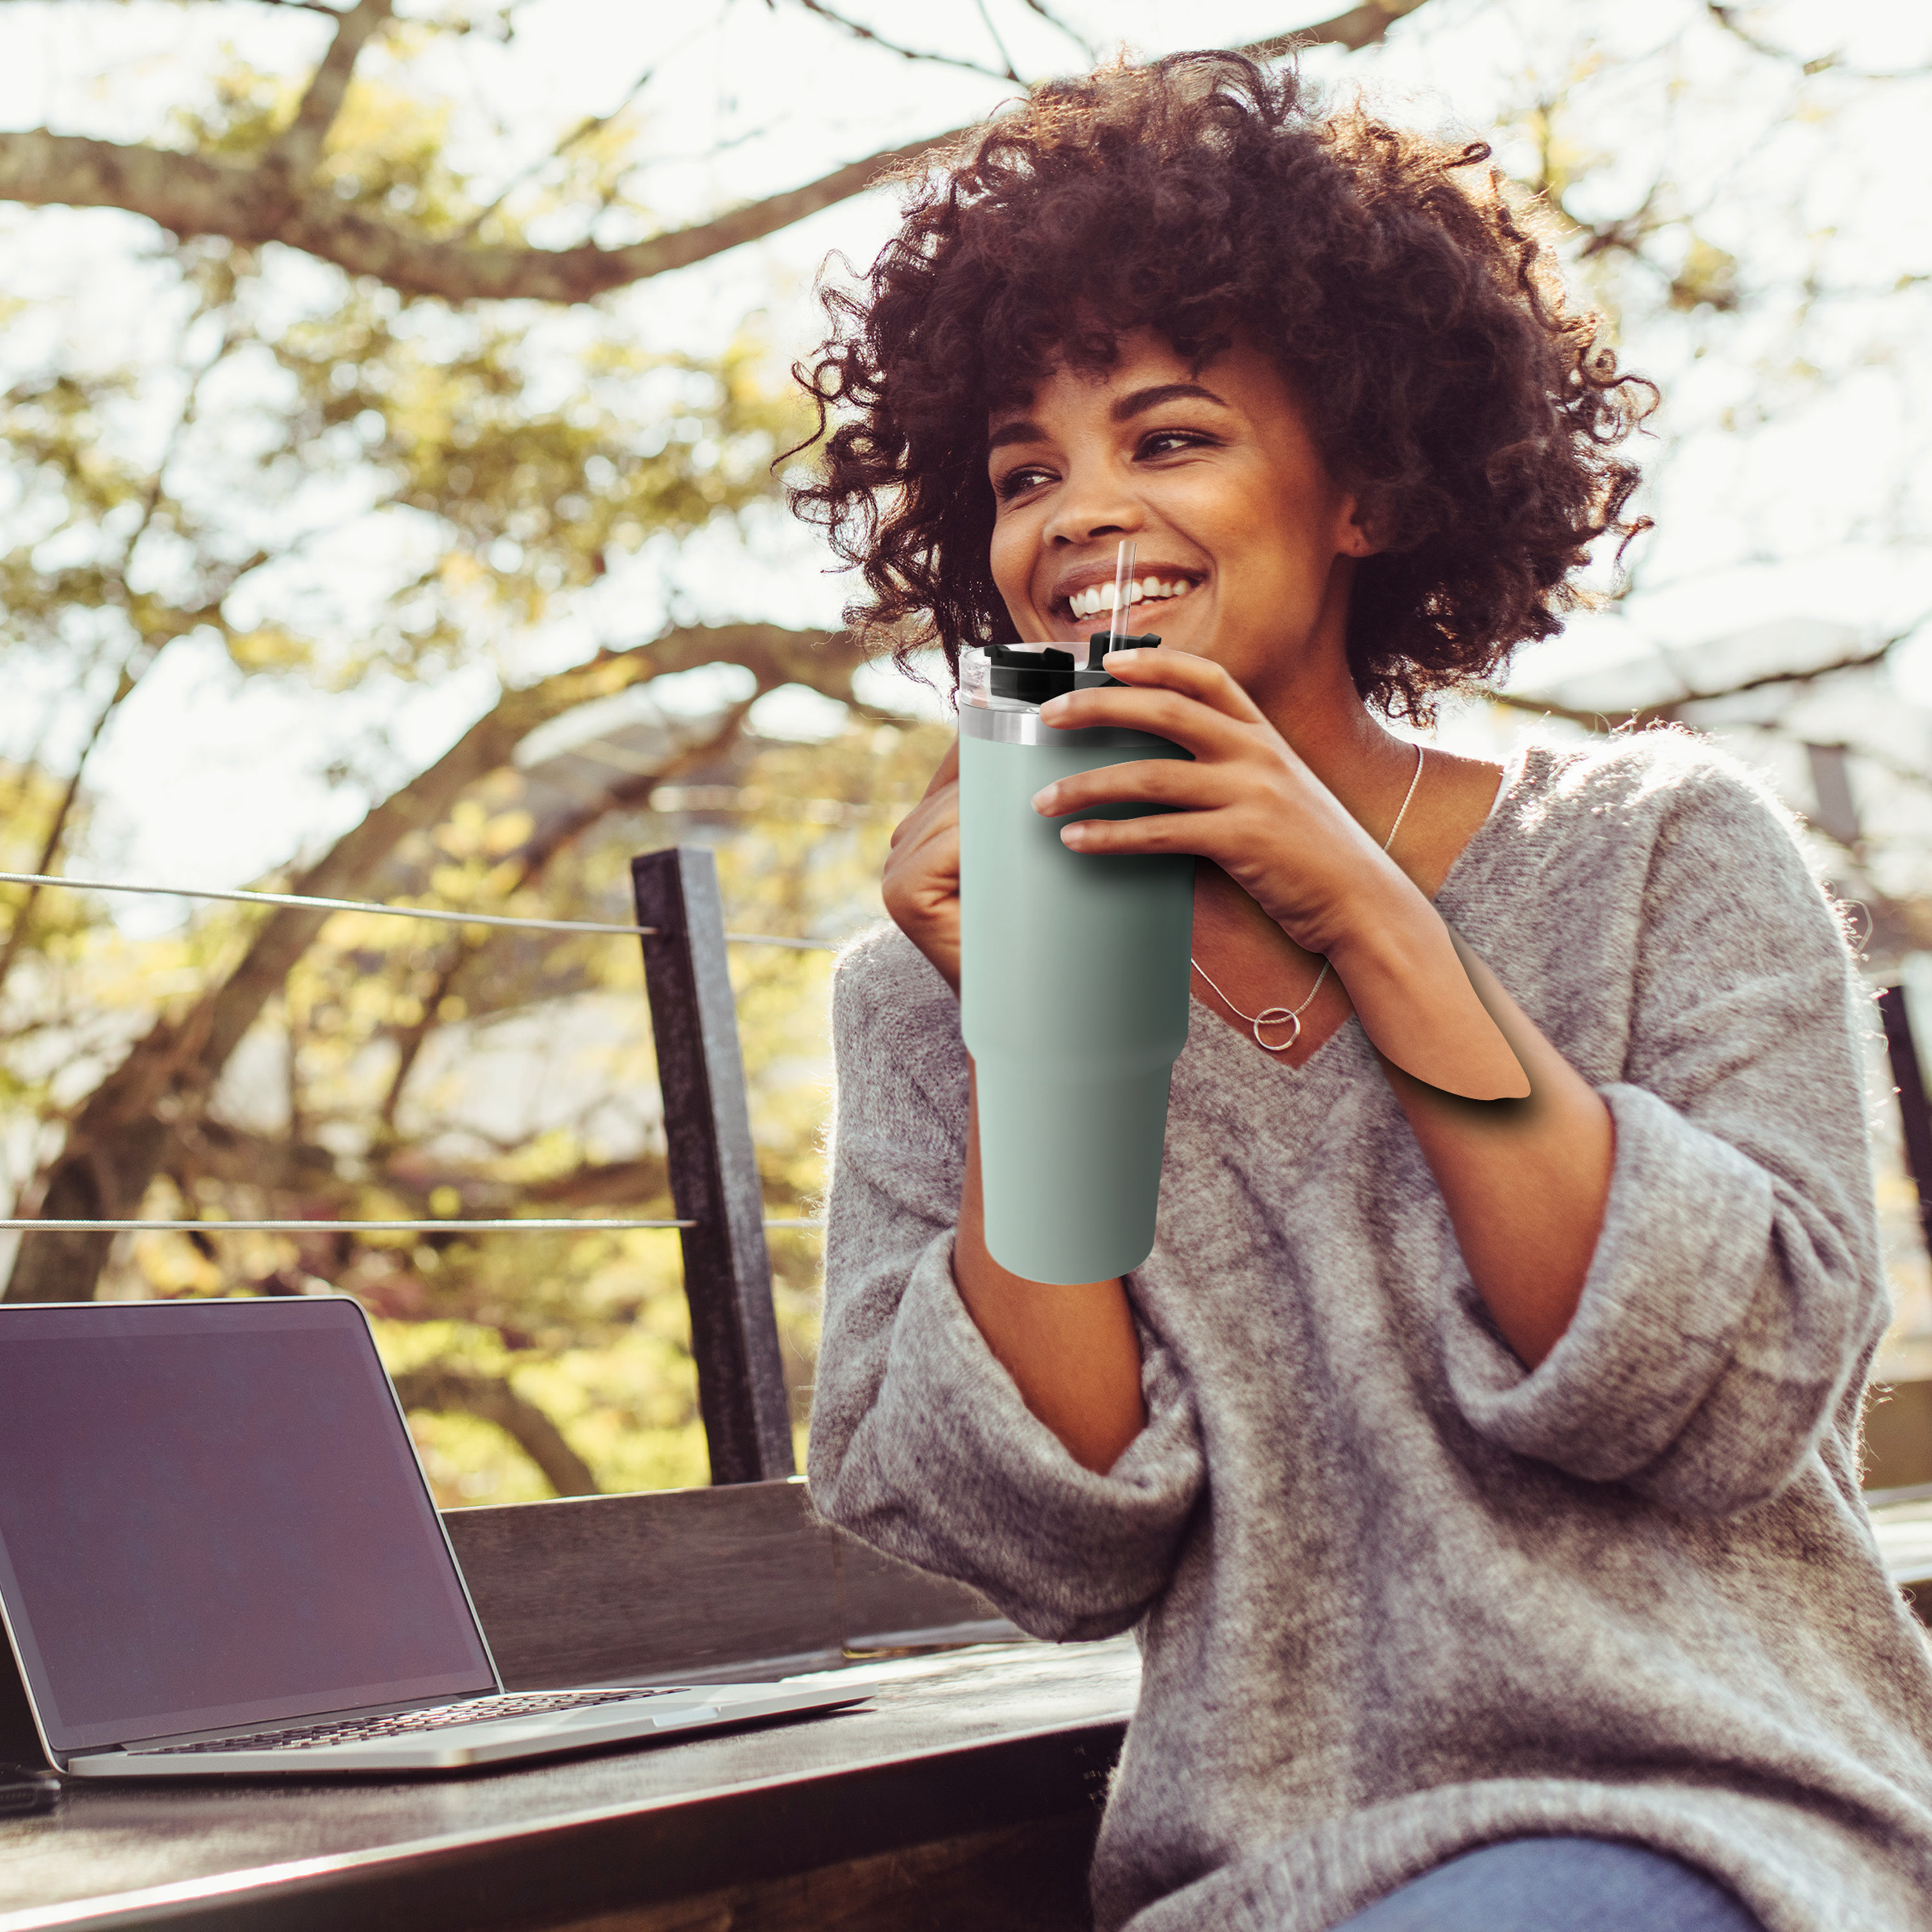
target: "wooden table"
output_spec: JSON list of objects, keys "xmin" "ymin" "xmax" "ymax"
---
[
  {"xmin": 7, "ymin": 1481, "xmax": 1926, "ymax": 1932},
  {"xmin": 0, "ymin": 1639, "xmax": 1139, "ymax": 1932}
]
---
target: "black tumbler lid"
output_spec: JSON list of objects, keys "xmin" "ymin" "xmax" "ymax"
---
[{"xmin": 986, "ymin": 634, "xmax": 1160, "ymax": 703}]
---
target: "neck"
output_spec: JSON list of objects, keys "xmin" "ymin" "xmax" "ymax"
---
[
  {"xmin": 1249, "ymin": 570, "xmax": 1415, "ymax": 833},
  {"xmin": 1192, "ymin": 568, "xmax": 1421, "ymax": 956}
]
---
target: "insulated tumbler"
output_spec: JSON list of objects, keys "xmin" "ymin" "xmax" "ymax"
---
[{"xmin": 958, "ymin": 636, "xmax": 1195, "ymax": 1285}]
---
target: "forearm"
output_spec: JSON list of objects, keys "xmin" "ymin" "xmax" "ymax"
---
[
  {"xmin": 951, "ymin": 1064, "xmax": 1147, "ymax": 1472},
  {"xmin": 1336, "ymin": 903, "xmax": 1613, "ymax": 1367}
]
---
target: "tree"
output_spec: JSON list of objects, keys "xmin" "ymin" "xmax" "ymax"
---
[
  {"xmin": 0, "ymin": 0, "xmax": 1441, "ymax": 1299},
  {"xmin": 11, "ymin": 705, "xmax": 951, "ymax": 1496},
  {"xmin": 3, "ymin": 0, "xmax": 1926, "ymax": 1486},
  {"xmin": 1442, "ymin": 1, "xmax": 1932, "ymax": 960},
  {"xmin": 0, "ymin": 0, "xmax": 1450, "ymax": 1490},
  {"xmin": 0, "ymin": 1, "xmax": 1432, "ymax": 304}
]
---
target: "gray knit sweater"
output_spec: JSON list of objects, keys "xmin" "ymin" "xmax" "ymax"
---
[{"xmin": 808, "ymin": 733, "xmax": 1932, "ymax": 1932}]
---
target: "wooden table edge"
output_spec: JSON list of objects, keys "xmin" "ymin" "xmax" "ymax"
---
[{"xmin": 0, "ymin": 1709, "xmax": 1136, "ymax": 1932}]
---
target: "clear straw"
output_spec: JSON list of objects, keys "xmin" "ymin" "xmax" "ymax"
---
[{"xmin": 1107, "ymin": 539, "xmax": 1137, "ymax": 652}]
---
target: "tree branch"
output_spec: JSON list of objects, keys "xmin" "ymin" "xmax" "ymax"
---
[
  {"xmin": 1018, "ymin": 0, "xmax": 1095, "ymax": 60},
  {"xmin": 1703, "ymin": 3, "xmax": 1931, "ymax": 80},
  {"xmin": 972, "ymin": 0, "xmax": 1023, "ymax": 84},
  {"xmin": 392, "ymin": 1366, "xmax": 598, "ymax": 1497},
  {"xmin": 0, "ymin": 324, "xmax": 252, "ymax": 1005},
  {"xmin": 0, "ymin": 124, "xmax": 970, "ymax": 303},
  {"xmin": 1481, "ymin": 638, "xmax": 1897, "ymax": 734},
  {"xmin": 196, "ymin": 624, "xmax": 855, "ymax": 1081},
  {"xmin": 3, "ymin": 624, "xmax": 858, "ymax": 1302},
  {"xmin": 374, "ymin": 931, "xmax": 485, "ymax": 1135},
  {"xmin": 275, "ymin": 0, "xmax": 393, "ymax": 184},
  {"xmin": 374, "ymin": 687, "xmax": 773, "ymax": 1133},
  {"xmin": 1240, "ymin": 0, "xmax": 1437, "ymax": 61},
  {"xmin": 790, "ymin": 0, "xmax": 1019, "ymax": 83},
  {"xmin": 0, "ymin": 0, "xmax": 1448, "ymax": 303},
  {"xmin": 447, "ymin": 57, "xmax": 655, "ymax": 245},
  {"xmin": 511, "ymin": 690, "xmax": 762, "ymax": 880},
  {"xmin": 520, "ymin": 1156, "xmax": 670, "ymax": 1209}
]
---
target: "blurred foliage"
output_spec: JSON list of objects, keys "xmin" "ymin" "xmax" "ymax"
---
[
  {"xmin": 5, "ymin": 0, "xmax": 1929, "ymax": 1490},
  {"xmin": 0, "ymin": 245, "xmax": 799, "ymax": 695},
  {"xmin": 52, "ymin": 714, "xmax": 949, "ymax": 1504},
  {"xmin": 0, "ymin": 12, "xmax": 884, "ymax": 1496}
]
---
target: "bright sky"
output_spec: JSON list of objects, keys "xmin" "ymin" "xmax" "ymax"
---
[{"xmin": 0, "ymin": 0, "xmax": 1928, "ymax": 905}]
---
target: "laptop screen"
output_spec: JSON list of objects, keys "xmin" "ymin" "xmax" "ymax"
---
[{"xmin": 0, "ymin": 1298, "xmax": 497, "ymax": 1754}]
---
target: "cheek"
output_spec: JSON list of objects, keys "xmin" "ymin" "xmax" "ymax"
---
[
  {"xmin": 1207, "ymin": 475, "xmax": 1340, "ymax": 588},
  {"xmin": 1157, "ymin": 463, "xmax": 1294, "ymax": 565},
  {"xmin": 986, "ymin": 515, "xmax": 1037, "ymax": 608}
]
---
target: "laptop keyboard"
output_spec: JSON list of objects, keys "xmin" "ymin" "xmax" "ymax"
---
[{"xmin": 140, "ymin": 1686, "xmax": 691, "ymax": 1754}]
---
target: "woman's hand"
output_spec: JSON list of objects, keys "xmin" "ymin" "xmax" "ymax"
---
[
  {"xmin": 1034, "ymin": 647, "xmax": 1401, "ymax": 959},
  {"xmin": 883, "ymin": 736, "xmax": 963, "ymax": 995},
  {"xmin": 1037, "ymin": 647, "xmax": 1528, "ymax": 1104}
]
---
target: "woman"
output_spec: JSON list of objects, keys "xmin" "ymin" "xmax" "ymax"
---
[{"xmin": 792, "ymin": 53, "xmax": 1932, "ymax": 1932}]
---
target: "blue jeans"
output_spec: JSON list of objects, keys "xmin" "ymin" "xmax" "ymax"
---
[{"xmin": 1328, "ymin": 1836, "xmax": 1766, "ymax": 1931}]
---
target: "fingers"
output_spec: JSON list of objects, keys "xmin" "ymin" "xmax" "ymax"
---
[
  {"xmin": 882, "ymin": 803, "xmax": 963, "ymax": 991},
  {"xmin": 1037, "ymin": 682, "xmax": 1265, "ymax": 761},
  {"xmin": 888, "ymin": 796, "xmax": 960, "ymax": 884},
  {"xmin": 1040, "ymin": 647, "xmax": 1268, "ymax": 735},
  {"xmin": 1032, "ymin": 757, "xmax": 1228, "ymax": 820},
  {"xmin": 884, "ymin": 743, "xmax": 961, "ymax": 925},
  {"xmin": 886, "ymin": 820, "xmax": 960, "ymax": 907},
  {"xmin": 1056, "ymin": 806, "xmax": 1216, "ymax": 856},
  {"xmin": 882, "ymin": 734, "xmax": 965, "ymax": 990}
]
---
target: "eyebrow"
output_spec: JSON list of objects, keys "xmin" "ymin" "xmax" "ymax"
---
[
  {"xmin": 1110, "ymin": 382, "xmax": 1230, "ymax": 422},
  {"xmin": 985, "ymin": 382, "xmax": 1233, "ymax": 457},
  {"xmin": 985, "ymin": 418, "xmax": 1046, "ymax": 453}
]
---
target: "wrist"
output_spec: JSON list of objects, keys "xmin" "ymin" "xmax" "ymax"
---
[
  {"xmin": 883, "ymin": 902, "xmax": 961, "ymax": 996},
  {"xmin": 1298, "ymin": 859, "xmax": 1431, "ymax": 974},
  {"xmin": 1322, "ymin": 886, "xmax": 1531, "ymax": 1101},
  {"xmin": 920, "ymin": 933, "xmax": 963, "ymax": 998},
  {"xmin": 916, "ymin": 935, "xmax": 962, "ymax": 999}
]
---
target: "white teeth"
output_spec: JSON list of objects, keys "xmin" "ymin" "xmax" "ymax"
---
[{"xmin": 1068, "ymin": 579, "xmax": 1187, "ymax": 619}]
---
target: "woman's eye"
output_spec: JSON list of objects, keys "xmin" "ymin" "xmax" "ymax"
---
[
  {"xmin": 1137, "ymin": 428, "xmax": 1215, "ymax": 460},
  {"xmin": 994, "ymin": 465, "xmax": 1054, "ymax": 502}
]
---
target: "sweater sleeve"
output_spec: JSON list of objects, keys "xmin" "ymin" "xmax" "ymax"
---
[
  {"xmin": 805, "ymin": 932, "xmax": 1206, "ymax": 1641},
  {"xmin": 1440, "ymin": 760, "xmax": 1889, "ymax": 1518}
]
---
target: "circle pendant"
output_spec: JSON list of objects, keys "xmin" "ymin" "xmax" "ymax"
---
[{"xmin": 1251, "ymin": 1007, "xmax": 1302, "ymax": 1053}]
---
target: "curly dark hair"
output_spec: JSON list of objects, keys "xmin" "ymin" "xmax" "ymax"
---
[{"xmin": 790, "ymin": 52, "xmax": 1655, "ymax": 720}]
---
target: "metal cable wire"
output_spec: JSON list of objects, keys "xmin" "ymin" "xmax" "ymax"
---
[
  {"xmin": 0, "ymin": 871, "xmax": 847, "ymax": 950},
  {"xmin": 0, "ymin": 1217, "xmax": 821, "ymax": 1234},
  {"xmin": 0, "ymin": 869, "xmax": 842, "ymax": 1241}
]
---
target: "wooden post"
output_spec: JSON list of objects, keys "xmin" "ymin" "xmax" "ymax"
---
[
  {"xmin": 1879, "ymin": 983, "xmax": 1932, "ymax": 1257},
  {"xmin": 630, "ymin": 849, "xmax": 795, "ymax": 1484}
]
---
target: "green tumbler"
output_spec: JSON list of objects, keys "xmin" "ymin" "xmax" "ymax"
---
[{"xmin": 958, "ymin": 639, "xmax": 1195, "ymax": 1285}]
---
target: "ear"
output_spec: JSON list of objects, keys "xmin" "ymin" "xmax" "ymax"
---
[{"xmin": 1336, "ymin": 491, "xmax": 1381, "ymax": 560}]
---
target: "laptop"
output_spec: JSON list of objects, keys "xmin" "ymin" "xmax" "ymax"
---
[{"xmin": 0, "ymin": 1297, "xmax": 862, "ymax": 1777}]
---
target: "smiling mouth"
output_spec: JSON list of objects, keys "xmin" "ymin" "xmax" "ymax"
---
[{"xmin": 1056, "ymin": 576, "xmax": 1197, "ymax": 625}]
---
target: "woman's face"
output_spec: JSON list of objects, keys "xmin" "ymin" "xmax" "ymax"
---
[{"xmin": 985, "ymin": 332, "xmax": 1372, "ymax": 706}]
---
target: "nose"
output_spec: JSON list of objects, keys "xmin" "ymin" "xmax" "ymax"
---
[{"xmin": 1040, "ymin": 457, "xmax": 1144, "ymax": 549}]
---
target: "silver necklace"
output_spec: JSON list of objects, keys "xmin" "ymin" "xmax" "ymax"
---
[{"xmin": 1190, "ymin": 742, "xmax": 1427, "ymax": 1054}]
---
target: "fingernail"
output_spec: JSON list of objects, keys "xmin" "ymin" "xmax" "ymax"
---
[
  {"xmin": 1039, "ymin": 696, "xmax": 1066, "ymax": 718},
  {"xmin": 1032, "ymin": 784, "xmax": 1059, "ymax": 813}
]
